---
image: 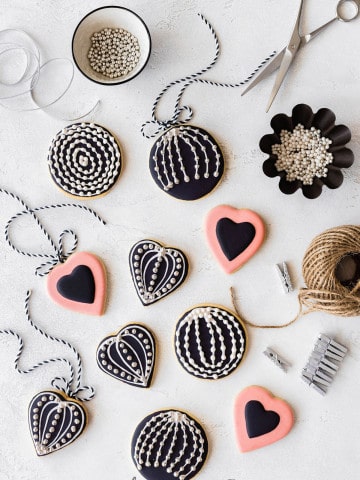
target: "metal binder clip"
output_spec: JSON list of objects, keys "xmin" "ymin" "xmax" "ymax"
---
[
  {"xmin": 275, "ymin": 262, "xmax": 293, "ymax": 293},
  {"xmin": 263, "ymin": 347, "xmax": 291, "ymax": 372},
  {"xmin": 301, "ymin": 334, "xmax": 348, "ymax": 395}
]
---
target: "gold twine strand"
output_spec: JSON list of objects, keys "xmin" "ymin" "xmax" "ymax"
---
[{"xmin": 231, "ymin": 225, "xmax": 360, "ymax": 329}]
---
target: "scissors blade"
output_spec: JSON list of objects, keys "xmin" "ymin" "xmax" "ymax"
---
[
  {"xmin": 241, "ymin": 48, "xmax": 286, "ymax": 96},
  {"xmin": 266, "ymin": 48, "xmax": 297, "ymax": 112},
  {"xmin": 266, "ymin": 0, "xmax": 304, "ymax": 111}
]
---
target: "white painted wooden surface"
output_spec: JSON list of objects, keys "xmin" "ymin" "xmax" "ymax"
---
[{"xmin": 0, "ymin": 1, "xmax": 359, "ymax": 479}]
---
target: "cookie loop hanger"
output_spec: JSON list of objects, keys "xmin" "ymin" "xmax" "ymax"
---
[
  {"xmin": 1, "ymin": 188, "xmax": 106, "ymax": 277},
  {"xmin": 0, "ymin": 290, "xmax": 95, "ymax": 402},
  {"xmin": 0, "ymin": 29, "xmax": 99, "ymax": 121},
  {"xmin": 141, "ymin": 13, "xmax": 276, "ymax": 139}
]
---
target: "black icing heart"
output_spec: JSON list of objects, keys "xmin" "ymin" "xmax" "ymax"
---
[
  {"xmin": 97, "ymin": 324, "xmax": 156, "ymax": 388},
  {"xmin": 129, "ymin": 240, "xmax": 188, "ymax": 306},
  {"xmin": 56, "ymin": 265, "xmax": 95, "ymax": 304},
  {"xmin": 245, "ymin": 400, "xmax": 280, "ymax": 438},
  {"xmin": 29, "ymin": 391, "xmax": 87, "ymax": 456},
  {"xmin": 216, "ymin": 219, "xmax": 256, "ymax": 261}
]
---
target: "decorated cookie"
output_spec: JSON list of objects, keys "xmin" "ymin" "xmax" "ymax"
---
[
  {"xmin": 175, "ymin": 305, "xmax": 247, "ymax": 380},
  {"xmin": 205, "ymin": 205, "xmax": 265, "ymax": 274},
  {"xmin": 97, "ymin": 323, "xmax": 156, "ymax": 388},
  {"xmin": 47, "ymin": 251, "xmax": 107, "ymax": 315},
  {"xmin": 234, "ymin": 386, "xmax": 294, "ymax": 452},
  {"xmin": 47, "ymin": 122, "xmax": 122, "ymax": 198},
  {"xmin": 149, "ymin": 125, "xmax": 224, "ymax": 201},
  {"xmin": 132, "ymin": 409, "xmax": 208, "ymax": 480},
  {"xmin": 129, "ymin": 239, "xmax": 188, "ymax": 306},
  {"xmin": 29, "ymin": 390, "xmax": 87, "ymax": 456}
]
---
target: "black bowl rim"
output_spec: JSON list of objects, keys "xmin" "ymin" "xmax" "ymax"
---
[{"xmin": 71, "ymin": 5, "xmax": 152, "ymax": 86}]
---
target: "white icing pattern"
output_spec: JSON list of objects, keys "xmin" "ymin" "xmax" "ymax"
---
[
  {"xmin": 133, "ymin": 410, "xmax": 207, "ymax": 480},
  {"xmin": 175, "ymin": 306, "xmax": 246, "ymax": 380},
  {"xmin": 152, "ymin": 126, "xmax": 222, "ymax": 192},
  {"xmin": 97, "ymin": 324, "xmax": 155, "ymax": 388},
  {"xmin": 129, "ymin": 240, "xmax": 188, "ymax": 305},
  {"xmin": 48, "ymin": 122, "xmax": 122, "ymax": 197},
  {"xmin": 29, "ymin": 391, "xmax": 86, "ymax": 456}
]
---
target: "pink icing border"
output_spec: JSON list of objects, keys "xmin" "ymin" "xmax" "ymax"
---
[
  {"xmin": 234, "ymin": 386, "xmax": 294, "ymax": 453},
  {"xmin": 47, "ymin": 251, "xmax": 107, "ymax": 316},
  {"xmin": 205, "ymin": 205, "xmax": 265, "ymax": 274}
]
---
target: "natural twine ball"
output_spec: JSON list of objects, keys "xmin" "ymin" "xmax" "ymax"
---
[{"xmin": 299, "ymin": 225, "xmax": 360, "ymax": 317}]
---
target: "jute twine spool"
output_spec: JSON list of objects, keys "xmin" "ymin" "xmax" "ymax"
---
[
  {"xmin": 299, "ymin": 225, "xmax": 360, "ymax": 317},
  {"xmin": 231, "ymin": 225, "xmax": 360, "ymax": 328}
]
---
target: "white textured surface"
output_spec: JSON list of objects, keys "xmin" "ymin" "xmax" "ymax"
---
[{"xmin": 0, "ymin": 1, "xmax": 360, "ymax": 479}]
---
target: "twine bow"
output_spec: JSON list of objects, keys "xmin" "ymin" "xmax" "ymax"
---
[
  {"xmin": 35, "ymin": 229, "xmax": 78, "ymax": 276},
  {"xmin": 0, "ymin": 291, "xmax": 95, "ymax": 404},
  {"xmin": 140, "ymin": 13, "xmax": 276, "ymax": 140}
]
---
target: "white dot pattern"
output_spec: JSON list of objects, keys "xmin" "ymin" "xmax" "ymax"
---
[
  {"xmin": 48, "ymin": 122, "xmax": 122, "ymax": 197},
  {"xmin": 175, "ymin": 306, "xmax": 246, "ymax": 380}
]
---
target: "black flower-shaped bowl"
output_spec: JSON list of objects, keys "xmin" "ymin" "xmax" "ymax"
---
[{"xmin": 260, "ymin": 104, "xmax": 354, "ymax": 199}]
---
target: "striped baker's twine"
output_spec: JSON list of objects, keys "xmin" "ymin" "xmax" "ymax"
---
[
  {"xmin": 141, "ymin": 13, "xmax": 276, "ymax": 138},
  {"xmin": 1, "ymin": 188, "xmax": 106, "ymax": 276},
  {"xmin": 0, "ymin": 290, "xmax": 94, "ymax": 402}
]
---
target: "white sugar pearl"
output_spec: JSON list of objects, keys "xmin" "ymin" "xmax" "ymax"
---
[
  {"xmin": 88, "ymin": 27, "xmax": 141, "ymax": 79},
  {"xmin": 272, "ymin": 123, "xmax": 333, "ymax": 185}
]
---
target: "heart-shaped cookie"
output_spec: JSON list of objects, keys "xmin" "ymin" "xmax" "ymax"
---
[
  {"xmin": 205, "ymin": 206, "xmax": 265, "ymax": 274},
  {"xmin": 29, "ymin": 390, "xmax": 87, "ymax": 456},
  {"xmin": 97, "ymin": 323, "xmax": 156, "ymax": 388},
  {"xmin": 47, "ymin": 251, "xmax": 106, "ymax": 315},
  {"xmin": 129, "ymin": 239, "xmax": 188, "ymax": 306},
  {"xmin": 234, "ymin": 386, "xmax": 294, "ymax": 452}
]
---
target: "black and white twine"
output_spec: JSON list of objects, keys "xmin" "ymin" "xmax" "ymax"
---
[
  {"xmin": 0, "ymin": 290, "xmax": 94, "ymax": 401},
  {"xmin": 1, "ymin": 188, "xmax": 106, "ymax": 276},
  {"xmin": 141, "ymin": 13, "xmax": 276, "ymax": 138}
]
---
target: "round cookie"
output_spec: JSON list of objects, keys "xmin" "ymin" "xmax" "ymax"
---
[
  {"xmin": 47, "ymin": 122, "xmax": 122, "ymax": 198},
  {"xmin": 174, "ymin": 304, "xmax": 247, "ymax": 380},
  {"xmin": 96, "ymin": 323, "xmax": 156, "ymax": 388},
  {"xmin": 149, "ymin": 125, "xmax": 224, "ymax": 201},
  {"xmin": 132, "ymin": 409, "xmax": 208, "ymax": 480}
]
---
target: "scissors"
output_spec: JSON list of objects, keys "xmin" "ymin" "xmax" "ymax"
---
[{"xmin": 241, "ymin": 0, "xmax": 360, "ymax": 111}]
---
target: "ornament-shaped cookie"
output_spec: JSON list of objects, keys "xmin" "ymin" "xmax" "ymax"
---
[
  {"xmin": 132, "ymin": 409, "xmax": 208, "ymax": 480},
  {"xmin": 149, "ymin": 125, "xmax": 224, "ymax": 200},
  {"xmin": 175, "ymin": 304, "xmax": 247, "ymax": 379},
  {"xmin": 29, "ymin": 391, "xmax": 87, "ymax": 456},
  {"xmin": 129, "ymin": 239, "xmax": 188, "ymax": 306},
  {"xmin": 48, "ymin": 122, "xmax": 122, "ymax": 198}
]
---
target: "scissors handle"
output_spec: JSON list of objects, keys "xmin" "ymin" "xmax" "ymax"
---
[{"xmin": 301, "ymin": 17, "xmax": 338, "ymax": 45}]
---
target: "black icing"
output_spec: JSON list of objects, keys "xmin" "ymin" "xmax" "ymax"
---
[
  {"xmin": 245, "ymin": 400, "xmax": 280, "ymax": 438},
  {"xmin": 56, "ymin": 265, "xmax": 95, "ymax": 304},
  {"xmin": 175, "ymin": 305, "xmax": 247, "ymax": 380},
  {"xmin": 129, "ymin": 240, "xmax": 188, "ymax": 306},
  {"xmin": 131, "ymin": 410, "xmax": 208, "ymax": 480},
  {"xmin": 28, "ymin": 391, "xmax": 86, "ymax": 456},
  {"xmin": 216, "ymin": 219, "xmax": 256, "ymax": 261},
  {"xmin": 48, "ymin": 122, "xmax": 122, "ymax": 198},
  {"xmin": 96, "ymin": 324, "xmax": 156, "ymax": 388},
  {"xmin": 149, "ymin": 125, "xmax": 224, "ymax": 201}
]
